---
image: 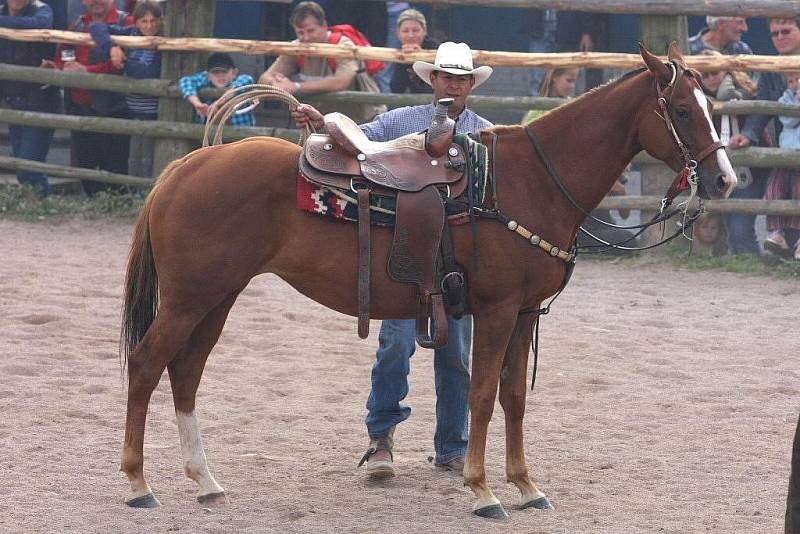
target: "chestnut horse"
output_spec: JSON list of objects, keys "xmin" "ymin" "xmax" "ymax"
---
[{"xmin": 119, "ymin": 44, "xmax": 736, "ymax": 517}]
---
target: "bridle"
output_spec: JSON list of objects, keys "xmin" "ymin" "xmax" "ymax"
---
[{"xmin": 656, "ymin": 60, "xmax": 725, "ymax": 211}]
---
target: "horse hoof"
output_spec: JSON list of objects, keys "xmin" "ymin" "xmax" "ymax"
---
[
  {"xmin": 519, "ymin": 496, "xmax": 554, "ymax": 510},
  {"xmin": 473, "ymin": 503, "xmax": 508, "ymax": 520},
  {"xmin": 125, "ymin": 492, "xmax": 161, "ymax": 508},
  {"xmin": 197, "ymin": 491, "xmax": 227, "ymax": 506}
]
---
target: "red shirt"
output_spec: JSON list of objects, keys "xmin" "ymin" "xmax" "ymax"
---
[{"xmin": 56, "ymin": 8, "xmax": 133, "ymax": 106}]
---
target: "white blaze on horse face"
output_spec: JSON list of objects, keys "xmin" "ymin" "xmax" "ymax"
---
[
  {"xmin": 693, "ymin": 87, "xmax": 738, "ymax": 196},
  {"xmin": 176, "ymin": 410, "xmax": 225, "ymax": 497}
]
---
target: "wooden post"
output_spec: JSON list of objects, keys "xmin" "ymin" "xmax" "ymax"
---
[
  {"xmin": 153, "ymin": 0, "xmax": 216, "ymax": 175},
  {"xmin": 637, "ymin": 15, "xmax": 689, "ymax": 242}
]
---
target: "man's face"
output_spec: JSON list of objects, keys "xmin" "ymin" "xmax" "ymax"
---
[
  {"xmin": 208, "ymin": 68, "xmax": 237, "ymax": 88},
  {"xmin": 429, "ymin": 71, "xmax": 476, "ymax": 110},
  {"xmin": 7, "ymin": 0, "xmax": 30, "ymax": 14},
  {"xmin": 716, "ymin": 17, "xmax": 747, "ymax": 46},
  {"xmin": 293, "ymin": 16, "xmax": 328, "ymax": 44},
  {"xmin": 82, "ymin": 0, "xmax": 113, "ymax": 17},
  {"xmin": 770, "ymin": 20, "xmax": 800, "ymax": 55}
]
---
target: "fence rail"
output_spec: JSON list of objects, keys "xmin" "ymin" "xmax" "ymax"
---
[
  {"xmin": 2, "ymin": 152, "xmax": 797, "ymax": 216},
  {"xmin": 3, "ymin": 29, "xmax": 800, "ymax": 72},
  {"xmin": 250, "ymin": 0, "xmax": 800, "ymax": 18},
  {"xmin": 3, "ymin": 63, "xmax": 800, "ymax": 118}
]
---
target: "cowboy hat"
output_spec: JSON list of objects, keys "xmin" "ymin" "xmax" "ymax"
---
[{"xmin": 412, "ymin": 42, "xmax": 493, "ymax": 88}]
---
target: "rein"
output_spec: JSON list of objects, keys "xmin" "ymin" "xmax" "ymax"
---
[{"xmin": 474, "ymin": 61, "xmax": 722, "ymax": 389}]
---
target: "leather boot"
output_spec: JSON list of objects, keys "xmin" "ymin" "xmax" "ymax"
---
[{"xmin": 358, "ymin": 426, "xmax": 395, "ymax": 478}]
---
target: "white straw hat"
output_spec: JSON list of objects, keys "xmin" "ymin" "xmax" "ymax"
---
[{"xmin": 412, "ymin": 42, "xmax": 493, "ymax": 88}]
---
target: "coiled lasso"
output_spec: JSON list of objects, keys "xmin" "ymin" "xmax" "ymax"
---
[{"xmin": 202, "ymin": 83, "xmax": 316, "ymax": 148}]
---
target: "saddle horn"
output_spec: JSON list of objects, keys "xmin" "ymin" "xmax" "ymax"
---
[{"xmin": 425, "ymin": 98, "xmax": 456, "ymax": 158}]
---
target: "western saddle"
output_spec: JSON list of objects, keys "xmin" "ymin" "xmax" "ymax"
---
[{"xmin": 299, "ymin": 99, "xmax": 469, "ymax": 348}]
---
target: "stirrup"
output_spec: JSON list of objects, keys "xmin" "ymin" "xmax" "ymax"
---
[{"xmin": 415, "ymin": 293, "xmax": 448, "ymax": 349}]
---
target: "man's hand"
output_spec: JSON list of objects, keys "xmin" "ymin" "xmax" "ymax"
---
[
  {"xmin": 62, "ymin": 61, "xmax": 87, "ymax": 73},
  {"xmin": 291, "ymin": 103, "xmax": 325, "ymax": 130},
  {"xmin": 110, "ymin": 46, "xmax": 126, "ymax": 69},
  {"xmin": 727, "ymin": 134, "xmax": 751, "ymax": 149},
  {"xmin": 40, "ymin": 59, "xmax": 56, "ymax": 69}
]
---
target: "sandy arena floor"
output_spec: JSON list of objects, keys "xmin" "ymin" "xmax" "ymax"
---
[{"xmin": 0, "ymin": 219, "xmax": 797, "ymax": 533}]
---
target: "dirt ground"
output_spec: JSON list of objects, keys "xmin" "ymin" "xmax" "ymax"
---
[{"xmin": 0, "ymin": 218, "xmax": 797, "ymax": 533}]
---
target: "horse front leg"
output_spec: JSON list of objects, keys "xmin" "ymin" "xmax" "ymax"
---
[
  {"xmin": 463, "ymin": 310, "xmax": 518, "ymax": 519},
  {"xmin": 499, "ymin": 313, "xmax": 553, "ymax": 511},
  {"xmin": 168, "ymin": 290, "xmax": 242, "ymax": 505}
]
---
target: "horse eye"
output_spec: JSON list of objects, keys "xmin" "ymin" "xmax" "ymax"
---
[{"xmin": 675, "ymin": 108, "xmax": 690, "ymax": 120}]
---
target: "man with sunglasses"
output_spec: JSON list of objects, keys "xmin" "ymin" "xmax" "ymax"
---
[
  {"xmin": 730, "ymin": 18, "xmax": 800, "ymax": 150},
  {"xmin": 689, "ymin": 16, "xmax": 752, "ymax": 56}
]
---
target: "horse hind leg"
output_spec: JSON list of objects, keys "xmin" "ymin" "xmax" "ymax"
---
[
  {"xmin": 168, "ymin": 289, "xmax": 243, "ymax": 505},
  {"xmin": 122, "ymin": 307, "xmax": 201, "ymax": 508},
  {"xmin": 498, "ymin": 314, "xmax": 552, "ymax": 511}
]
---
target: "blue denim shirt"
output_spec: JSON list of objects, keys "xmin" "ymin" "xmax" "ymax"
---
[{"xmin": 359, "ymin": 103, "xmax": 493, "ymax": 142}]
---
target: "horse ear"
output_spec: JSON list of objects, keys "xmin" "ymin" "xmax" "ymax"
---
[
  {"xmin": 639, "ymin": 42, "xmax": 671, "ymax": 85},
  {"xmin": 667, "ymin": 41, "xmax": 687, "ymax": 69}
]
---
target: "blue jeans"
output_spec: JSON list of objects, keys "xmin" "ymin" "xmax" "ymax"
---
[
  {"xmin": 9, "ymin": 123, "xmax": 54, "ymax": 196},
  {"xmin": 723, "ymin": 174, "xmax": 767, "ymax": 254},
  {"xmin": 366, "ymin": 316, "xmax": 472, "ymax": 464}
]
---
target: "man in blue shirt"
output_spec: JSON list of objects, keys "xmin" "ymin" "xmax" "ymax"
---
[
  {"xmin": 0, "ymin": 0, "xmax": 59, "ymax": 196},
  {"xmin": 292, "ymin": 42, "xmax": 493, "ymax": 478}
]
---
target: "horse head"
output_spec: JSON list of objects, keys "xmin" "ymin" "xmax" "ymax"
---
[{"xmin": 637, "ymin": 42, "xmax": 737, "ymax": 200}]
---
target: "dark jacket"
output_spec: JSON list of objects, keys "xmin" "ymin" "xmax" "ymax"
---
[
  {"xmin": 523, "ymin": 9, "xmax": 603, "ymax": 51},
  {"xmin": 390, "ymin": 36, "xmax": 440, "ymax": 94},
  {"xmin": 741, "ymin": 71, "xmax": 787, "ymax": 146},
  {"xmin": 0, "ymin": 0, "xmax": 56, "ymax": 103}
]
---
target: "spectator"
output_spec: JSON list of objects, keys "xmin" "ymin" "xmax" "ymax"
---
[
  {"xmin": 0, "ymin": 0, "xmax": 60, "ymax": 196},
  {"xmin": 375, "ymin": 1, "xmax": 409, "ymax": 93},
  {"xmin": 763, "ymin": 72, "xmax": 800, "ymax": 260},
  {"xmin": 689, "ymin": 16, "xmax": 752, "ymax": 55},
  {"xmin": 728, "ymin": 17, "xmax": 800, "ymax": 257},
  {"xmin": 90, "ymin": 0, "xmax": 162, "ymax": 177},
  {"xmin": 523, "ymin": 8, "xmax": 558, "ymax": 96},
  {"xmin": 258, "ymin": 1, "xmax": 384, "ymax": 123},
  {"xmin": 389, "ymin": 9, "xmax": 440, "ymax": 95},
  {"xmin": 51, "ymin": 0, "xmax": 133, "ymax": 195},
  {"xmin": 520, "ymin": 67, "xmax": 578, "ymax": 123},
  {"xmin": 555, "ymin": 11, "xmax": 606, "ymax": 90},
  {"xmin": 696, "ymin": 48, "xmax": 764, "ymax": 255},
  {"xmin": 179, "ymin": 53, "xmax": 255, "ymax": 127}
]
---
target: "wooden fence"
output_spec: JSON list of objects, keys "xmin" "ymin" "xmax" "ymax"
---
[{"xmin": 3, "ymin": 28, "xmax": 800, "ymax": 73}]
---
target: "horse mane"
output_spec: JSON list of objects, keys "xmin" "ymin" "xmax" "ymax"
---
[{"xmin": 486, "ymin": 67, "xmax": 650, "ymax": 135}]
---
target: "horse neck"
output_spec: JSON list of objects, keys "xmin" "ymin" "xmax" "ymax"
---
[{"xmin": 521, "ymin": 72, "xmax": 654, "ymax": 222}]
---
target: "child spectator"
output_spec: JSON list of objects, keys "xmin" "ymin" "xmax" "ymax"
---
[
  {"xmin": 763, "ymin": 72, "xmax": 800, "ymax": 260},
  {"xmin": 521, "ymin": 67, "xmax": 578, "ymax": 124},
  {"xmin": 90, "ymin": 0, "xmax": 162, "ymax": 177},
  {"xmin": 179, "ymin": 53, "xmax": 255, "ymax": 126},
  {"xmin": 389, "ymin": 9, "xmax": 440, "ymax": 94},
  {"xmin": 90, "ymin": 0, "xmax": 162, "ymax": 121}
]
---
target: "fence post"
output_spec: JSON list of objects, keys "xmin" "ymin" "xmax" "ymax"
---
[
  {"xmin": 153, "ymin": 0, "xmax": 216, "ymax": 175},
  {"xmin": 638, "ymin": 15, "xmax": 690, "ymax": 241}
]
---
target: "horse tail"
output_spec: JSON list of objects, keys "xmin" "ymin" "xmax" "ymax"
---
[
  {"xmin": 119, "ymin": 157, "xmax": 185, "ymax": 374},
  {"xmin": 120, "ymin": 188, "xmax": 158, "ymax": 375}
]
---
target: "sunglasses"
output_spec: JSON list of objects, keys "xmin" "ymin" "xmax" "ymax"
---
[{"xmin": 771, "ymin": 28, "xmax": 796, "ymax": 38}]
